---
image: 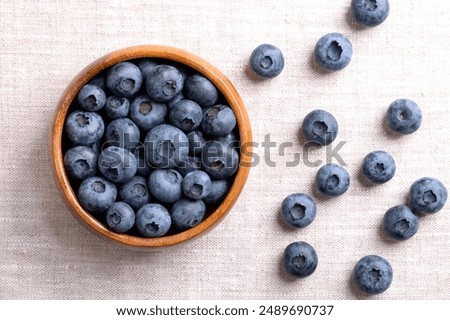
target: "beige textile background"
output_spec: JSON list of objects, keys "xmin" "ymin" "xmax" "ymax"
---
[{"xmin": 1, "ymin": 0, "xmax": 449, "ymax": 300}]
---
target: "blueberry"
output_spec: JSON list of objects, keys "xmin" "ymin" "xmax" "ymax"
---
[
  {"xmin": 215, "ymin": 131, "xmax": 240, "ymax": 149},
  {"xmin": 119, "ymin": 176, "xmax": 151, "ymax": 210},
  {"xmin": 169, "ymin": 99, "xmax": 203, "ymax": 132},
  {"xmin": 105, "ymin": 118, "xmax": 140, "ymax": 150},
  {"xmin": 106, "ymin": 62, "xmax": 143, "ymax": 98},
  {"xmin": 135, "ymin": 203, "xmax": 171, "ymax": 237},
  {"xmin": 182, "ymin": 171, "xmax": 212, "ymax": 200},
  {"xmin": 167, "ymin": 92, "xmax": 186, "ymax": 110},
  {"xmin": 386, "ymin": 99, "xmax": 422, "ymax": 135},
  {"xmin": 148, "ymin": 169, "xmax": 183, "ymax": 203},
  {"xmin": 65, "ymin": 110, "xmax": 105, "ymax": 146},
  {"xmin": 170, "ymin": 198, "xmax": 206, "ymax": 231},
  {"xmin": 203, "ymin": 179, "xmax": 230, "ymax": 205},
  {"xmin": 97, "ymin": 146, "xmax": 138, "ymax": 183},
  {"xmin": 351, "ymin": 0, "xmax": 390, "ymax": 27},
  {"xmin": 131, "ymin": 146, "xmax": 153, "ymax": 177},
  {"xmin": 187, "ymin": 129, "xmax": 207, "ymax": 156},
  {"xmin": 302, "ymin": 109, "xmax": 338, "ymax": 146},
  {"xmin": 283, "ymin": 241, "xmax": 318, "ymax": 278},
  {"xmin": 315, "ymin": 33, "xmax": 353, "ymax": 71},
  {"xmin": 352, "ymin": 255, "xmax": 393, "ymax": 295},
  {"xmin": 104, "ymin": 96, "xmax": 130, "ymax": 119},
  {"xmin": 77, "ymin": 84, "xmax": 106, "ymax": 111},
  {"xmin": 88, "ymin": 73, "xmax": 106, "ymax": 89},
  {"xmin": 281, "ymin": 193, "xmax": 316, "ymax": 229},
  {"xmin": 201, "ymin": 140, "xmax": 239, "ymax": 179},
  {"xmin": 201, "ymin": 105, "xmax": 237, "ymax": 137},
  {"xmin": 409, "ymin": 177, "xmax": 448, "ymax": 214},
  {"xmin": 362, "ymin": 150, "xmax": 396, "ymax": 184},
  {"xmin": 145, "ymin": 65, "xmax": 184, "ymax": 102},
  {"xmin": 177, "ymin": 156, "xmax": 201, "ymax": 177},
  {"xmin": 129, "ymin": 95, "xmax": 167, "ymax": 131},
  {"xmin": 64, "ymin": 146, "xmax": 98, "ymax": 180},
  {"xmin": 249, "ymin": 44, "xmax": 285, "ymax": 78},
  {"xmin": 184, "ymin": 74, "xmax": 219, "ymax": 107},
  {"xmin": 78, "ymin": 176, "xmax": 117, "ymax": 213},
  {"xmin": 136, "ymin": 59, "xmax": 158, "ymax": 79},
  {"xmin": 144, "ymin": 124, "xmax": 189, "ymax": 168},
  {"xmin": 106, "ymin": 202, "xmax": 135, "ymax": 233},
  {"xmin": 383, "ymin": 205, "xmax": 419, "ymax": 241},
  {"xmin": 316, "ymin": 163, "xmax": 350, "ymax": 197}
]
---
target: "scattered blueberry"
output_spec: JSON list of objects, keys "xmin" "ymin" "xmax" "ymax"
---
[
  {"xmin": 64, "ymin": 146, "xmax": 98, "ymax": 180},
  {"xmin": 187, "ymin": 129, "xmax": 207, "ymax": 156},
  {"xmin": 184, "ymin": 74, "xmax": 219, "ymax": 107},
  {"xmin": 383, "ymin": 205, "xmax": 419, "ymax": 241},
  {"xmin": 201, "ymin": 105, "xmax": 237, "ymax": 137},
  {"xmin": 281, "ymin": 193, "xmax": 317, "ymax": 229},
  {"xmin": 201, "ymin": 140, "xmax": 239, "ymax": 179},
  {"xmin": 283, "ymin": 241, "xmax": 318, "ymax": 278},
  {"xmin": 106, "ymin": 61, "xmax": 143, "ymax": 97},
  {"xmin": 302, "ymin": 109, "xmax": 338, "ymax": 146},
  {"xmin": 177, "ymin": 156, "xmax": 201, "ymax": 177},
  {"xmin": 169, "ymin": 99, "xmax": 203, "ymax": 132},
  {"xmin": 65, "ymin": 110, "xmax": 105, "ymax": 146},
  {"xmin": 182, "ymin": 170, "xmax": 212, "ymax": 200},
  {"xmin": 104, "ymin": 96, "xmax": 130, "ymax": 119},
  {"xmin": 351, "ymin": 0, "xmax": 390, "ymax": 27},
  {"xmin": 135, "ymin": 203, "xmax": 171, "ymax": 237},
  {"xmin": 97, "ymin": 146, "xmax": 138, "ymax": 183},
  {"xmin": 106, "ymin": 202, "xmax": 135, "ymax": 233},
  {"xmin": 146, "ymin": 64, "xmax": 184, "ymax": 102},
  {"xmin": 170, "ymin": 198, "xmax": 206, "ymax": 231},
  {"xmin": 316, "ymin": 163, "xmax": 350, "ymax": 197},
  {"xmin": 105, "ymin": 118, "xmax": 140, "ymax": 150},
  {"xmin": 203, "ymin": 179, "xmax": 230, "ymax": 205},
  {"xmin": 77, "ymin": 84, "xmax": 106, "ymax": 112},
  {"xmin": 148, "ymin": 169, "xmax": 183, "ymax": 204},
  {"xmin": 386, "ymin": 99, "xmax": 422, "ymax": 135},
  {"xmin": 362, "ymin": 150, "xmax": 396, "ymax": 184},
  {"xmin": 409, "ymin": 177, "xmax": 448, "ymax": 214},
  {"xmin": 352, "ymin": 255, "xmax": 393, "ymax": 295},
  {"xmin": 129, "ymin": 95, "xmax": 167, "ymax": 131},
  {"xmin": 119, "ymin": 176, "xmax": 151, "ymax": 210},
  {"xmin": 315, "ymin": 33, "xmax": 353, "ymax": 71},
  {"xmin": 78, "ymin": 176, "xmax": 117, "ymax": 213},
  {"xmin": 249, "ymin": 44, "xmax": 285, "ymax": 79}
]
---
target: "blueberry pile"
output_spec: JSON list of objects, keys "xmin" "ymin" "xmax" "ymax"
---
[
  {"xmin": 256, "ymin": 0, "xmax": 448, "ymax": 296},
  {"xmin": 63, "ymin": 59, "xmax": 239, "ymax": 237}
]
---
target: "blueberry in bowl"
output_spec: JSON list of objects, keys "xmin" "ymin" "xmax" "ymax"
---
[{"xmin": 50, "ymin": 45, "xmax": 252, "ymax": 249}]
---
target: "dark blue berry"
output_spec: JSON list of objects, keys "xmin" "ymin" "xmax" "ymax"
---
[
  {"xmin": 383, "ymin": 205, "xmax": 419, "ymax": 241},
  {"xmin": 203, "ymin": 179, "xmax": 230, "ymax": 205},
  {"xmin": 187, "ymin": 129, "xmax": 207, "ymax": 156},
  {"xmin": 302, "ymin": 109, "xmax": 338, "ymax": 146},
  {"xmin": 201, "ymin": 105, "xmax": 236, "ymax": 137},
  {"xmin": 351, "ymin": 0, "xmax": 390, "ymax": 27},
  {"xmin": 148, "ymin": 169, "xmax": 183, "ymax": 204},
  {"xmin": 184, "ymin": 74, "xmax": 219, "ymax": 107},
  {"xmin": 409, "ymin": 177, "xmax": 448, "ymax": 214},
  {"xmin": 145, "ymin": 65, "xmax": 184, "ymax": 102},
  {"xmin": 64, "ymin": 146, "xmax": 98, "ymax": 180},
  {"xmin": 170, "ymin": 198, "xmax": 206, "ymax": 231},
  {"xmin": 283, "ymin": 241, "xmax": 318, "ymax": 278},
  {"xmin": 386, "ymin": 99, "xmax": 422, "ymax": 135},
  {"xmin": 177, "ymin": 156, "xmax": 201, "ymax": 177},
  {"xmin": 182, "ymin": 171, "xmax": 212, "ymax": 200},
  {"xmin": 106, "ymin": 202, "xmax": 135, "ymax": 233},
  {"xmin": 249, "ymin": 44, "xmax": 285, "ymax": 78},
  {"xmin": 97, "ymin": 146, "xmax": 137, "ymax": 183},
  {"xmin": 105, "ymin": 118, "xmax": 140, "ymax": 150},
  {"xmin": 136, "ymin": 59, "xmax": 158, "ymax": 79},
  {"xmin": 215, "ymin": 131, "xmax": 240, "ymax": 149},
  {"xmin": 362, "ymin": 150, "xmax": 396, "ymax": 184},
  {"xmin": 119, "ymin": 176, "xmax": 151, "ymax": 210},
  {"xmin": 65, "ymin": 110, "xmax": 105, "ymax": 146},
  {"xmin": 77, "ymin": 84, "xmax": 106, "ymax": 111},
  {"xmin": 104, "ymin": 96, "xmax": 130, "ymax": 119},
  {"xmin": 129, "ymin": 95, "xmax": 167, "ymax": 131},
  {"xmin": 315, "ymin": 33, "xmax": 353, "ymax": 71},
  {"xmin": 135, "ymin": 203, "xmax": 171, "ymax": 237},
  {"xmin": 316, "ymin": 163, "xmax": 350, "ymax": 197},
  {"xmin": 169, "ymin": 99, "xmax": 203, "ymax": 132},
  {"xmin": 353, "ymin": 255, "xmax": 393, "ymax": 295},
  {"xmin": 201, "ymin": 140, "xmax": 239, "ymax": 179},
  {"xmin": 281, "ymin": 193, "xmax": 316, "ymax": 228},
  {"xmin": 106, "ymin": 62, "xmax": 143, "ymax": 97},
  {"xmin": 78, "ymin": 176, "xmax": 117, "ymax": 213},
  {"xmin": 131, "ymin": 146, "xmax": 153, "ymax": 177}
]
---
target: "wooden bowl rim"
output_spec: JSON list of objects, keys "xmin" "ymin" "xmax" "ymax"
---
[{"xmin": 50, "ymin": 45, "xmax": 252, "ymax": 249}]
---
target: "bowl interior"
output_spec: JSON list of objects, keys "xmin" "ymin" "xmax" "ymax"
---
[{"xmin": 50, "ymin": 45, "xmax": 252, "ymax": 249}]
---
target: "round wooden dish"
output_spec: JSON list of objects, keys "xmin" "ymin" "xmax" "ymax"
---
[{"xmin": 50, "ymin": 45, "xmax": 252, "ymax": 249}]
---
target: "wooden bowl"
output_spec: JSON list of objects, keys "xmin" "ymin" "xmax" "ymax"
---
[{"xmin": 50, "ymin": 45, "xmax": 252, "ymax": 249}]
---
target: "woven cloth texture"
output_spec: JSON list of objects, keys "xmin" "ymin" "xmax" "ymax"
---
[{"xmin": 1, "ymin": 0, "xmax": 449, "ymax": 299}]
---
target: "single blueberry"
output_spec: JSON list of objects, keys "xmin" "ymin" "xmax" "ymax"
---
[
  {"xmin": 144, "ymin": 124, "xmax": 189, "ymax": 168},
  {"xmin": 352, "ymin": 255, "xmax": 393, "ymax": 295},
  {"xmin": 170, "ymin": 198, "xmax": 206, "ymax": 231},
  {"xmin": 64, "ymin": 146, "xmax": 98, "ymax": 180},
  {"xmin": 131, "ymin": 145, "xmax": 153, "ymax": 177},
  {"xmin": 78, "ymin": 176, "xmax": 117, "ymax": 213},
  {"xmin": 97, "ymin": 146, "xmax": 138, "ymax": 183},
  {"xmin": 136, "ymin": 59, "xmax": 158, "ymax": 79},
  {"xmin": 106, "ymin": 202, "xmax": 135, "ymax": 233},
  {"xmin": 249, "ymin": 44, "xmax": 285, "ymax": 78},
  {"xmin": 351, "ymin": 0, "xmax": 390, "ymax": 27},
  {"xmin": 409, "ymin": 177, "xmax": 448, "ymax": 214},
  {"xmin": 362, "ymin": 150, "xmax": 396, "ymax": 184},
  {"xmin": 281, "ymin": 193, "xmax": 317, "ymax": 229},
  {"xmin": 283, "ymin": 241, "xmax": 318, "ymax": 278},
  {"xmin": 135, "ymin": 203, "xmax": 171, "ymax": 237},
  {"xmin": 201, "ymin": 140, "xmax": 239, "ymax": 179},
  {"xmin": 146, "ymin": 65, "xmax": 184, "ymax": 102},
  {"xmin": 182, "ymin": 170, "xmax": 212, "ymax": 200},
  {"xmin": 65, "ymin": 110, "xmax": 105, "ymax": 146},
  {"xmin": 383, "ymin": 205, "xmax": 419, "ymax": 241},
  {"xmin": 184, "ymin": 74, "xmax": 219, "ymax": 107},
  {"xmin": 201, "ymin": 104, "xmax": 237, "ymax": 137},
  {"xmin": 106, "ymin": 61, "xmax": 143, "ymax": 97},
  {"xmin": 177, "ymin": 156, "xmax": 201, "ymax": 177},
  {"xmin": 148, "ymin": 169, "xmax": 183, "ymax": 204},
  {"xmin": 105, "ymin": 118, "xmax": 140, "ymax": 150},
  {"xmin": 77, "ymin": 84, "xmax": 106, "ymax": 112},
  {"xmin": 104, "ymin": 96, "xmax": 130, "ymax": 119},
  {"xmin": 169, "ymin": 99, "xmax": 203, "ymax": 132},
  {"xmin": 302, "ymin": 109, "xmax": 339, "ymax": 146},
  {"xmin": 203, "ymin": 179, "xmax": 230, "ymax": 205},
  {"xmin": 315, "ymin": 33, "xmax": 353, "ymax": 71},
  {"xmin": 386, "ymin": 99, "xmax": 422, "ymax": 135},
  {"xmin": 129, "ymin": 95, "xmax": 167, "ymax": 132},
  {"xmin": 316, "ymin": 163, "xmax": 350, "ymax": 197},
  {"xmin": 119, "ymin": 176, "xmax": 151, "ymax": 210},
  {"xmin": 187, "ymin": 129, "xmax": 207, "ymax": 156}
]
